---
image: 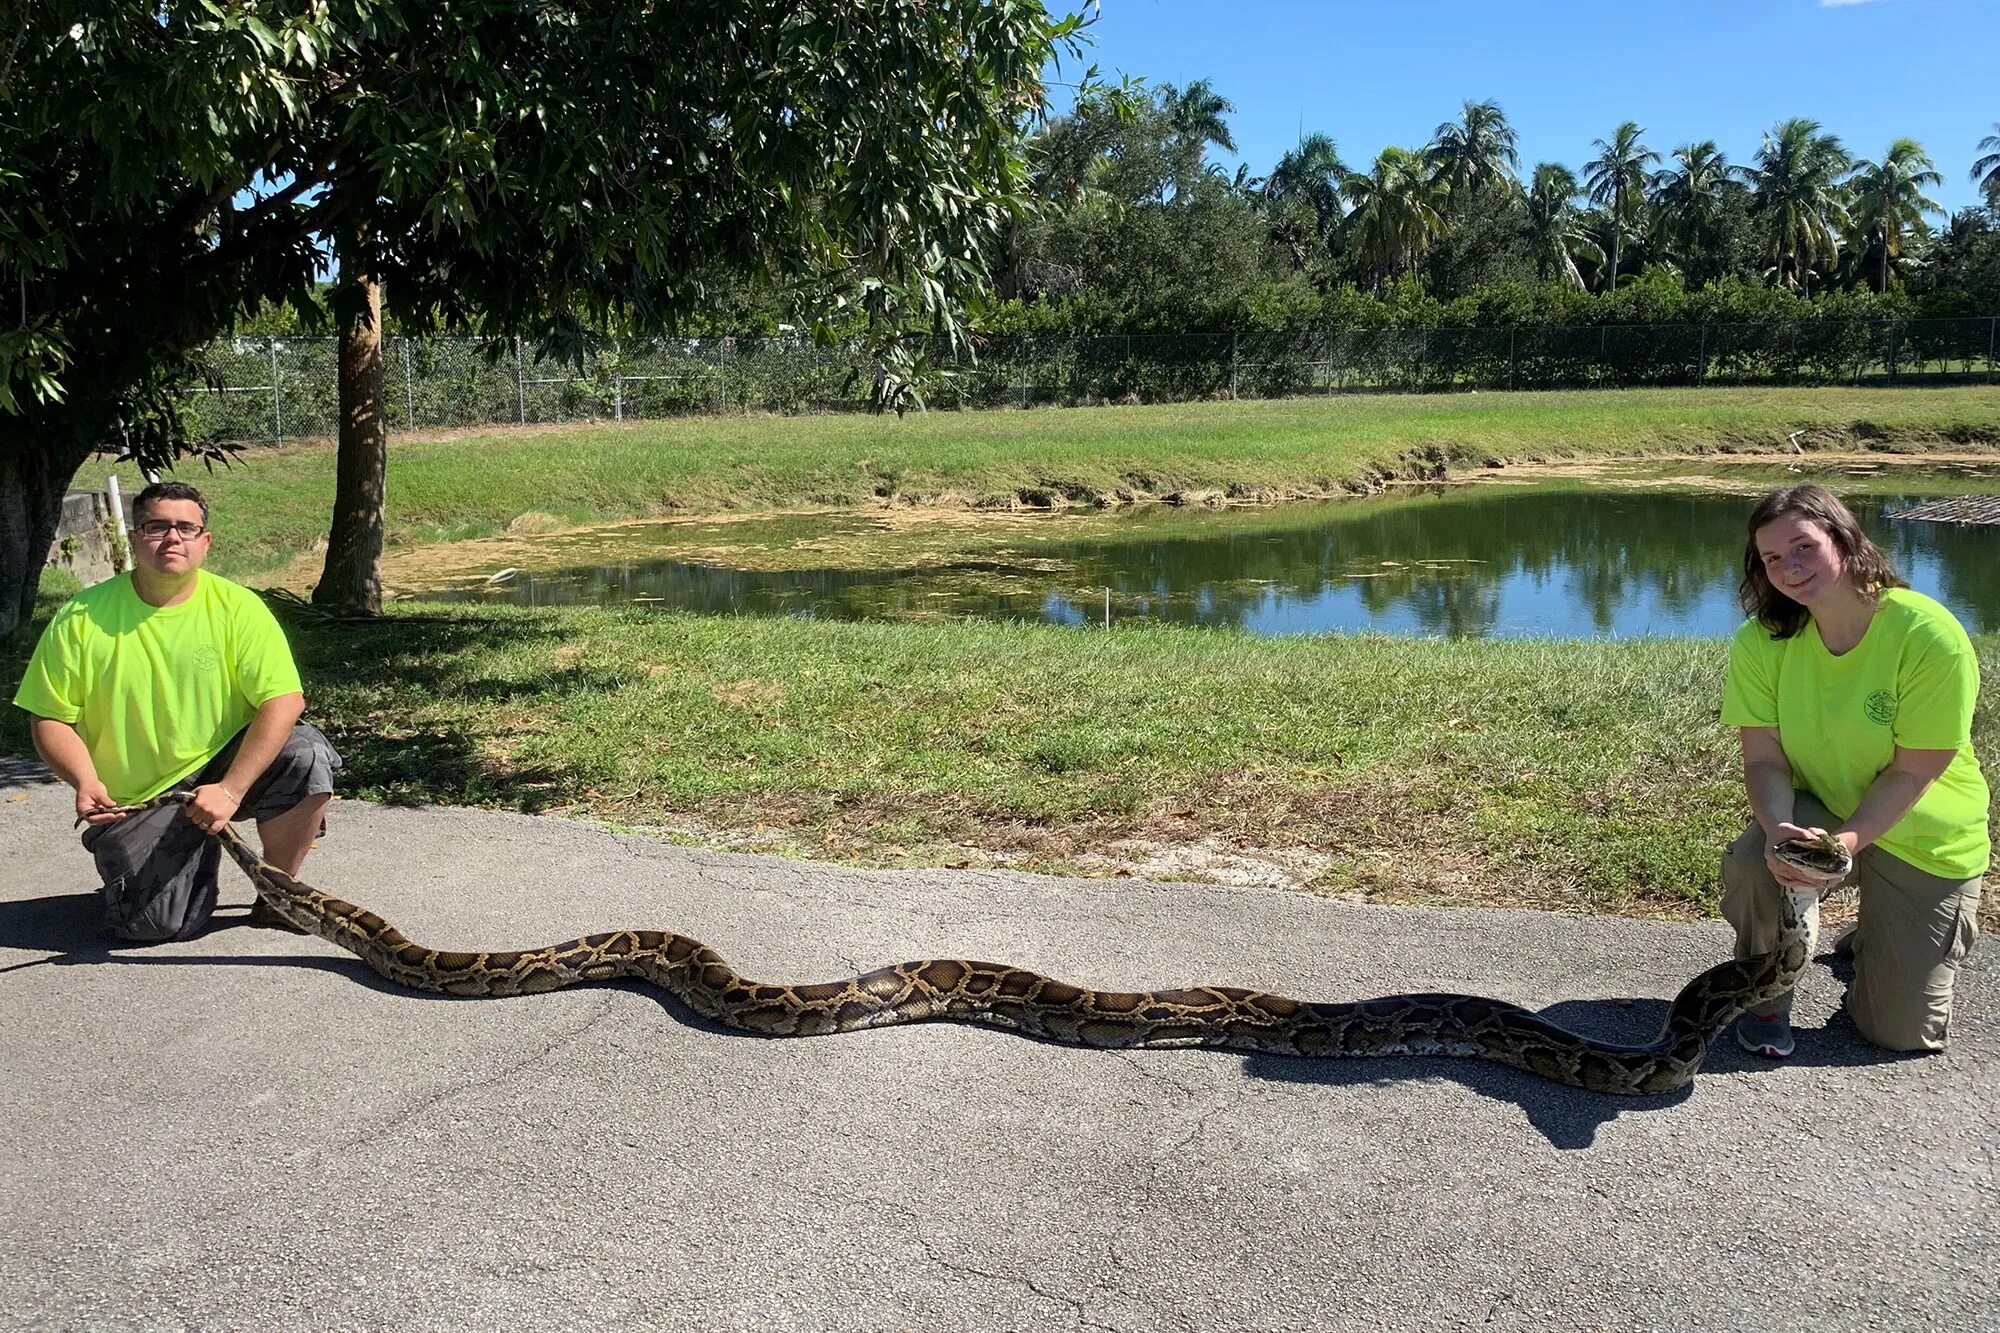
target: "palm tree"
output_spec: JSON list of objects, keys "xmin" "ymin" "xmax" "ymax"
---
[
  {"xmin": 1427, "ymin": 99, "xmax": 1520, "ymax": 205},
  {"xmin": 1847, "ymin": 139, "xmax": 1944, "ymax": 292},
  {"xmin": 1263, "ymin": 133, "xmax": 1346, "ymax": 243},
  {"xmin": 1159, "ymin": 80, "xmax": 1237, "ymax": 203},
  {"xmin": 1341, "ymin": 147, "xmax": 1445, "ymax": 290},
  {"xmin": 1970, "ymin": 123, "xmax": 2000, "ymax": 211},
  {"xmin": 1524, "ymin": 163, "xmax": 1602, "ymax": 289},
  {"xmin": 1223, "ymin": 163, "xmax": 1262, "ymax": 198},
  {"xmin": 1581, "ymin": 122, "xmax": 1658, "ymax": 291},
  {"xmin": 1649, "ymin": 141, "xmax": 1732, "ymax": 288},
  {"xmin": 1737, "ymin": 117, "xmax": 1851, "ymax": 293}
]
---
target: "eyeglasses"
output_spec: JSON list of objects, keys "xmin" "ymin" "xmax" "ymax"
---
[{"xmin": 134, "ymin": 520, "xmax": 208, "ymax": 540}]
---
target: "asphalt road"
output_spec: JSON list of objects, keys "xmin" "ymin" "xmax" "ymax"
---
[{"xmin": 2, "ymin": 764, "xmax": 1995, "ymax": 1332}]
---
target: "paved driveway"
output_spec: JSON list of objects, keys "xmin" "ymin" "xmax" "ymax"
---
[{"xmin": 2, "ymin": 767, "xmax": 1994, "ymax": 1332}]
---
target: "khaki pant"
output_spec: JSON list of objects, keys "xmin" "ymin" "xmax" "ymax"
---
[{"xmin": 1720, "ymin": 791, "xmax": 1983, "ymax": 1051}]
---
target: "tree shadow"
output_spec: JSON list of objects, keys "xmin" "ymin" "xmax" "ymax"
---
[
  {"xmin": 0, "ymin": 755, "xmax": 56, "ymax": 788},
  {"xmin": 284, "ymin": 609, "xmax": 601, "ymax": 814}
]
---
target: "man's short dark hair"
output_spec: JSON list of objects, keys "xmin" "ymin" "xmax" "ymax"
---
[{"xmin": 132, "ymin": 481, "xmax": 209, "ymax": 527}]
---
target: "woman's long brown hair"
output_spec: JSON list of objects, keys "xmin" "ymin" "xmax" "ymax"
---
[{"xmin": 1739, "ymin": 484, "xmax": 1906, "ymax": 639}]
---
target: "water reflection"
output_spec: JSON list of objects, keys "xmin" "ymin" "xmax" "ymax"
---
[{"xmin": 430, "ymin": 486, "xmax": 2000, "ymax": 639}]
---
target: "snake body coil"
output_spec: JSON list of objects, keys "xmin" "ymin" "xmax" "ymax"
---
[{"xmin": 119, "ymin": 795, "xmax": 1828, "ymax": 1096}]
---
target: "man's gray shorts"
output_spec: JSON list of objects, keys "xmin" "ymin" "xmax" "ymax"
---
[{"xmin": 79, "ymin": 722, "xmax": 342, "ymax": 943}]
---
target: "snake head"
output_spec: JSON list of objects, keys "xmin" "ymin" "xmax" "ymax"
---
[{"xmin": 1773, "ymin": 829, "xmax": 1853, "ymax": 884}]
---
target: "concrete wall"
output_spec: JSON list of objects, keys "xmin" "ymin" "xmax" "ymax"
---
[{"xmin": 46, "ymin": 489, "xmax": 135, "ymax": 588}]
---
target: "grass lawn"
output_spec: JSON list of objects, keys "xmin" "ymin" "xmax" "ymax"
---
[{"xmin": 23, "ymin": 386, "xmax": 1999, "ymax": 920}]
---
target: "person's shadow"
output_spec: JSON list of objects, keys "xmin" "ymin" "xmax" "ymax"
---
[{"xmin": 0, "ymin": 891, "xmax": 406, "ymax": 992}]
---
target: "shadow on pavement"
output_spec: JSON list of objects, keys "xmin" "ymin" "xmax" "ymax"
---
[
  {"xmin": 0, "ymin": 891, "xmax": 409, "ymax": 993},
  {"xmin": 5, "ymin": 889, "xmax": 1922, "ymax": 1145},
  {"xmin": 0, "ymin": 755, "xmax": 56, "ymax": 788},
  {"xmin": 1240, "ymin": 965, "xmax": 1910, "ymax": 1150}
]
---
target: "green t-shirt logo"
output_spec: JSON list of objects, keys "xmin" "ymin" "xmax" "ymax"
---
[
  {"xmin": 1865, "ymin": 690, "xmax": 1898, "ymax": 725},
  {"xmin": 192, "ymin": 644, "xmax": 222, "ymax": 673}
]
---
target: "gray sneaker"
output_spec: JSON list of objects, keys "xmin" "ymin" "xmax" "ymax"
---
[{"xmin": 1736, "ymin": 993, "xmax": 1796, "ymax": 1059}]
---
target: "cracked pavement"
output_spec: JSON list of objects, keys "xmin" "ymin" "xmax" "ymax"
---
[{"xmin": 2, "ymin": 772, "xmax": 1996, "ymax": 1332}]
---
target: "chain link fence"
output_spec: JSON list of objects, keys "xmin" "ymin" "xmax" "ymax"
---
[{"xmin": 186, "ymin": 317, "xmax": 2000, "ymax": 445}]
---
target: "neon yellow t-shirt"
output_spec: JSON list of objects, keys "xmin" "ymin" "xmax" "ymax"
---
[
  {"xmin": 12, "ymin": 572, "xmax": 304, "ymax": 804},
  {"xmin": 1721, "ymin": 588, "xmax": 1990, "ymax": 879}
]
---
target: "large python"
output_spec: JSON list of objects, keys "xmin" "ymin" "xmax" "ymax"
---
[{"xmin": 96, "ymin": 794, "xmax": 1840, "ymax": 1096}]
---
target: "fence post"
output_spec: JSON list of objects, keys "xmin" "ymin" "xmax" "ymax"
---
[
  {"xmin": 104, "ymin": 474, "xmax": 133, "ymax": 570},
  {"xmin": 402, "ymin": 338, "xmax": 416, "ymax": 430},
  {"xmin": 1988, "ymin": 316, "xmax": 1995, "ymax": 385},
  {"xmin": 520, "ymin": 332, "xmax": 536, "ymax": 420},
  {"xmin": 1020, "ymin": 341, "xmax": 1030, "ymax": 409},
  {"xmin": 268, "ymin": 337, "xmax": 282, "ymax": 445},
  {"xmin": 1229, "ymin": 333, "xmax": 1238, "ymax": 399},
  {"xmin": 1507, "ymin": 328, "xmax": 1516, "ymax": 391},
  {"xmin": 1696, "ymin": 324, "xmax": 1706, "ymax": 384},
  {"xmin": 1887, "ymin": 322, "xmax": 1896, "ymax": 386}
]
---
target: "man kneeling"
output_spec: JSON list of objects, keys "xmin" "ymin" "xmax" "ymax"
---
[{"xmin": 12, "ymin": 481, "xmax": 340, "ymax": 942}]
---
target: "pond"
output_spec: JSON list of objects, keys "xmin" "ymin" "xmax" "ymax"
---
[{"xmin": 415, "ymin": 463, "xmax": 2000, "ymax": 638}]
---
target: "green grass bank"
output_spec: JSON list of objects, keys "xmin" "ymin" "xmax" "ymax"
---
[{"xmin": 77, "ymin": 385, "xmax": 2000, "ymax": 583}]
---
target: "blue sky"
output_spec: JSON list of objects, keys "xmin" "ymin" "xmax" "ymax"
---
[{"xmin": 1060, "ymin": 0, "xmax": 1998, "ymax": 214}]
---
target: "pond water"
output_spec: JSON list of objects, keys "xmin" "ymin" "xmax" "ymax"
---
[{"xmin": 424, "ymin": 466, "xmax": 2000, "ymax": 638}]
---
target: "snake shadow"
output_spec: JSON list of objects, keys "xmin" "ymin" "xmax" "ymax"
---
[
  {"xmin": 6, "ymin": 892, "xmax": 1920, "ymax": 1135},
  {"xmin": 1238, "ymin": 997, "xmax": 1696, "ymax": 1149},
  {"xmin": 1239, "ymin": 955, "xmax": 1909, "ymax": 1151}
]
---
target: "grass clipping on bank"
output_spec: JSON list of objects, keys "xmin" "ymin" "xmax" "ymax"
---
[{"xmin": 265, "ymin": 604, "xmax": 2000, "ymax": 920}]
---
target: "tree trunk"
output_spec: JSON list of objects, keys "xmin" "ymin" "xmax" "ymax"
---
[
  {"xmin": 314, "ymin": 267, "xmax": 387, "ymax": 613},
  {"xmin": 1608, "ymin": 181, "xmax": 1622, "ymax": 293},
  {"xmin": 0, "ymin": 438, "xmax": 95, "ymax": 640}
]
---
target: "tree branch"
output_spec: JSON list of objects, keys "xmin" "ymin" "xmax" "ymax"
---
[{"xmin": 0, "ymin": 0, "xmax": 31, "ymax": 90}]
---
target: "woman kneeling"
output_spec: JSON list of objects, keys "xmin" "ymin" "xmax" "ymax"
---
[{"xmin": 1721, "ymin": 484, "xmax": 1988, "ymax": 1059}]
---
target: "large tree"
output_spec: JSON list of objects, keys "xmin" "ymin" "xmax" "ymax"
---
[
  {"xmin": 1261, "ymin": 133, "xmax": 1346, "ymax": 269},
  {"xmin": 1158, "ymin": 79, "xmax": 1237, "ymax": 205},
  {"xmin": 1738, "ymin": 117, "xmax": 1852, "ymax": 294},
  {"xmin": 1972, "ymin": 124, "xmax": 2000, "ymax": 212},
  {"xmin": 1, "ymin": 1, "xmax": 1087, "ymax": 633},
  {"xmin": 1649, "ymin": 141, "xmax": 1736, "ymax": 289},
  {"xmin": 1847, "ymin": 139, "xmax": 1943, "ymax": 293},
  {"xmin": 1581, "ymin": 122, "xmax": 1658, "ymax": 292},
  {"xmin": 1427, "ymin": 99, "xmax": 1520, "ymax": 206},
  {"xmin": 1524, "ymin": 164, "xmax": 1601, "ymax": 290},
  {"xmin": 1341, "ymin": 147, "xmax": 1445, "ymax": 291}
]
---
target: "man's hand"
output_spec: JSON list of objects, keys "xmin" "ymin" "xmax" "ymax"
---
[
  {"xmin": 185, "ymin": 782, "xmax": 243, "ymax": 834},
  {"xmin": 75, "ymin": 780, "xmax": 127, "ymax": 826}
]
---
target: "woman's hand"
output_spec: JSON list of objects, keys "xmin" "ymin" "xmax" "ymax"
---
[{"xmin": 1764, "ymin": 821, "xmax": 1854, "ymax": 887}]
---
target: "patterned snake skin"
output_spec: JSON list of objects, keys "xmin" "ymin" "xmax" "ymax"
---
[{"xmin": 102, "ymin": 794, "xmax": 1836, "ymax": 1095}]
